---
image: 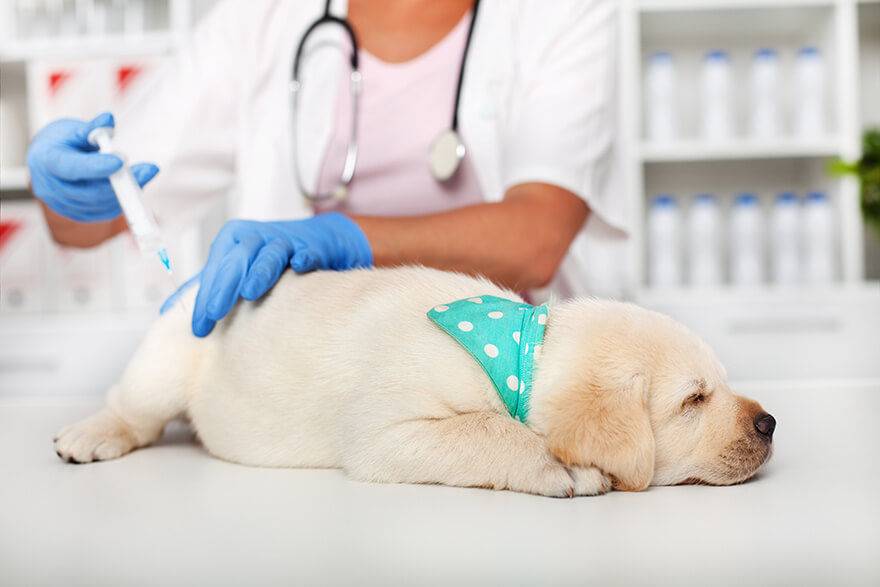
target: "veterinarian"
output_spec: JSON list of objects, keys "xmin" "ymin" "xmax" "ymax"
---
[{"xmin": 27, "ymin": 0, "xmax": 626, "ymax": 337}]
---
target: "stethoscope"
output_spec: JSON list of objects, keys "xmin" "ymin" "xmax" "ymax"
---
[{"xmin": 290, "ymin": 0, "xmax": 481, "ymax": 202}]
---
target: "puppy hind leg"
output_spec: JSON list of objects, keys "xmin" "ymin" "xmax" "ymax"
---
[
  {"xmin": 55, "ymin": 318, "xmax": 197, "ymax": 464},
  {"xmin": 344, "ymin": 412, "xmax": 611, "ymax": 497}
]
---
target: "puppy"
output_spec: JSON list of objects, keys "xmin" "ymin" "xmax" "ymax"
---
[{"xmin": 54, "ymin": 266, "xmax": 775, "ymax": 497}]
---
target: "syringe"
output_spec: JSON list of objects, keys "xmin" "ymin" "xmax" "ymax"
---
[{"xmin": 87, "ymin": 125, "xmax": 171, "ymax": 273}]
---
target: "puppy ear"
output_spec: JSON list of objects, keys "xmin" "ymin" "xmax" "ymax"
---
[{"xmin": 544, "ymin": 374, "xmax": 655, "ymax": 491}]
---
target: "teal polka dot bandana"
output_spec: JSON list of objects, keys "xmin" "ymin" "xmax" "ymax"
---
[{"xmin": 427, "ymin": 295, "xmax": 548, "ymax": 424}]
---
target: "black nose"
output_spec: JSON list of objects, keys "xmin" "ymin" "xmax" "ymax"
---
[{"xmin": 754, "ymin": 413, "xmax": 776, "ymax": 440}]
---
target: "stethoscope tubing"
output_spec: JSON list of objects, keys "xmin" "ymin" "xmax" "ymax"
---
[{"xmin": 291, "ymin": 0, "xmax": 480, "ymax": 202}]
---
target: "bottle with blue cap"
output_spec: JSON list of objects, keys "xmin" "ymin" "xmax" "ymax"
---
[
  {"xmin": 687, "ymin": 194, "xmax": 722, "ymax": 287},
  {"xmin": 730, "ymin": 193, "xmax": 764, "ymax": 286},
  {"xmin": 701, "ymin": 50, "xmax": 734, "ymax": 141},
  {"xmin": 750, "ymin": 48, "xmax": 781, "ymax": 139},
  {"xmin": 648, "ymin": 194, "xmax": 682, "ymax": 288},
  {"xmin": 770, "ymin": 192, "xmax": 801, "ymax": 284},
  {"xmin": 803, "ymin": 191, "xmax": 834, "ymax": 283},
  {"xmin": 646, "ymin": 51, "xmax": 679, "ymax": 142},
  {"xmin": 796, "ymin": 47, "xmax": 826, "ymax": 137}
]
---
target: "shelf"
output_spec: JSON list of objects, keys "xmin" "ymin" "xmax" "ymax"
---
[
  {"xmin": 0, "ymin": 32, "xmax": 178, "ymax": 63},
  {"xmin": 639, "ymin": 138, "xmax": 841, "ymax": 162},
  {"xmin": 0, "ymin": 167, "xmax": 29, "ymax": 191}
]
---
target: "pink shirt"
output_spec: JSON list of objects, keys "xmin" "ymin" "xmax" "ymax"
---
[{"xmin": 314, "ymin": 12, "xmax": 484, "ymax": 217}]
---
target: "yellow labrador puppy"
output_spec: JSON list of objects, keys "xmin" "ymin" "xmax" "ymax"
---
[{"xmin": 54, "ymin": 266, "xmax": 775, "ymax": 496}]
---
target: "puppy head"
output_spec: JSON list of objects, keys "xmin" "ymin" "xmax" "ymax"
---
[{"xmin": 530, "ymin": 301, "xmax": 774, "ymax": 491}]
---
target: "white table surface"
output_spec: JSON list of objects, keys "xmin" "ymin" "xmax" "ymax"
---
[{"xmin": 1, "ymin": 383, "xmax": 878, "ymax": 587}]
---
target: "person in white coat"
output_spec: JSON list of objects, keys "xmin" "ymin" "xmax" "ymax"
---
[{"xmin": 27, "ymin": 0, "xmax": 626, "ymax": 337}]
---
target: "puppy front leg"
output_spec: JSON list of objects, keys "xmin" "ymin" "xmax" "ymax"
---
[{"xmin": 345, "ymin": 412, "xmax": 611, "ymax": 497}]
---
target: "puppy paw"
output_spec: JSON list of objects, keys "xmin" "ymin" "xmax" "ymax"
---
[
  {"xmin": 54, "ymin": 409, "xmax": 139, "ymax": 464},
  {"xmin": 567, "ymin": 466, "xmax": 612, "ymax": 496}
]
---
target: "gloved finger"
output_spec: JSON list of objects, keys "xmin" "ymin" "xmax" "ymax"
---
[
  {"xmin": 160, "ymin": 272, "xmax": 201, "ymax": 316},
  {"xmin": 44, "ymin": 147, "xmax": 123, "ymax": 181},
  {"xmin": 290, "ymin": 245, "xmax": 319, "ymax": 273},
  {"xmin": 131, "ymin": 163, "xmax": 160, "ymax": 187},
  {"xmin": 203, "ymin": 233, "xmax": 265, "ymax": 322},
  {"xmin": 241, "ymin": 239, "xmax": 293, "ymax": 300},
  {"xmin": 38, "ymin": 182, "xmax": 122, "ymax": 222},
  {"xmin": 192, "ymin": 228, "xmax": 243, "ymax": 336},
  {"xmin": 44, "ymin": 175, "xmax": 122, "ymax": 211}
]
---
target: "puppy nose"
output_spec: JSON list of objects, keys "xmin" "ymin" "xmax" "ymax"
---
[{"xmin": 754, "ymin": 413, "xmax": 776, "ymax": 440}]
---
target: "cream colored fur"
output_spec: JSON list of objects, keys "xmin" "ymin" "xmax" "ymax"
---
[{"xmin": 55, "ymin": 266, "xmax": 773, "ymax": 497}]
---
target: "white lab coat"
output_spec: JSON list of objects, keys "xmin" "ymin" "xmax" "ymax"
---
[{"xmin": 117, "ymin": 0, "xmax": 628, "ymax": 299}]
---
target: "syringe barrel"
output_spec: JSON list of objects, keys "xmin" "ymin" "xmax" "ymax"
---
[
  {"xmin": 108, "ymin": 163, "xmax": 163, "ymax": 254},
  {"xmin": 88, "ymin": 126, "xmax": 164, "ymax": 255}
]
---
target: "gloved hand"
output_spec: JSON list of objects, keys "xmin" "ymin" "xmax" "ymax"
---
[
  {"xmin": 189, "ymin": 213, "xmax": 373, "ymax": 337},
  {"xmin": 27, "ymin": 112, "xmax": 159, "ymax": 222}
]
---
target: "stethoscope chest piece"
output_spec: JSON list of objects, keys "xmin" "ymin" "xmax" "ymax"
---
[{"xmin": 429, "ymin": 129, "xmax": 466, "ymax": 182}]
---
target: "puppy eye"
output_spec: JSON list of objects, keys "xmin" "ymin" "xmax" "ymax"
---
[{"xmin": 685, "ymin": 392, "xmax": 707, "ymax": 405}]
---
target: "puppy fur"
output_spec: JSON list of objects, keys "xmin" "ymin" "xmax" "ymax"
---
[{"xmin": 54, "ymin": 266, "xmax": 774, "ymax": 497}]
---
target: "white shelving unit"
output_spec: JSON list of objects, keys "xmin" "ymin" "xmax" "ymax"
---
[
  {"xmin": 619, "ymin": 0, "xmax": 880, "ymax": 382},
  {"xmin": 0, "ymin": 0, "xmax": 205, "ymax": 193},
  {"xmin": 0, "ymin": 0, "xmax": 219, "ymax": 397}
]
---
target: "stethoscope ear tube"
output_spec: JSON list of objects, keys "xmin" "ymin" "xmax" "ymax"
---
[
  {"xmin": 292, "ymin": 14, "xmax": 359, "ymax": 82},
  {"xmin": 292, "ymin": 0, "xmax": 481, "ymax": 202},
  {"xmin": 291, "ymin": 9, "xmax": 361, "ymax": 203}
]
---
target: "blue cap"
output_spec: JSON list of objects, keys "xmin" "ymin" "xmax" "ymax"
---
[
  {"xmin": 806, "ymin": 191, "xmax": 829, "ymax": 203},
  {"xmin": 734, "ymin": 193, "xmax": 759, "ymax": 206},
  {"xmin": 775, "ymin": 192, "xmax": 798, "ymax": 205},
  {"xmin": 799, "ymin": 47, "xmax": 820, "ymax": 57},
  {"xmin": 651, "ymin": 51, "xmax": 673, "ymax": 62},
  {"xmin": 693, "ymin": 193, "xmax": 717, "ymax": 205},
  {"xmin": 652, "ymin": 194, "xmax": 678, "ymax": 208},
  {"xmin": 706, "ymin": 50, "xmax": 729, "ymax": 61},
  {"xmin": 755, "ymin": 48, "xmax": 777, "ymax": 59}
]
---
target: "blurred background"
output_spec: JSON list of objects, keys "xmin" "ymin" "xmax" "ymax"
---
[{"xmin": 0, "ymin": 0, "xmax": 878, "ymax": 395}]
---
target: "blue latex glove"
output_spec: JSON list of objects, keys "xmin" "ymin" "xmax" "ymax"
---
[
  {"xmin": 188, "ymin": 213, "xmax": 373, "ymax": 337},
  {"xmin": 27, "ymin": 112, "xmax": 159, "ymax": 222}
]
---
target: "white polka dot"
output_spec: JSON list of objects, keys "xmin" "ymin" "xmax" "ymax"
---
[
  {"xmin": 433, "ymin": 305, "xmax": 449, "ymax": 312},
  {"xmin": 467, "ymin": 297, "xmax": 483, "ymax": 304},
  {"xmin": 488, "ymin": 311, "xmax": 503, "ymax": 319},
  {"xmin": 520, "ymin": 381, "xmax": 525, "ymax": 394},
  {"xmin": 538, "ymin": 314, "xmax": 547, "ymax": 325},
  {"xmin": 506, "ymin": 375, "xmax": 519, "ymax": 391},
  {"xmin": 512, "ymin": 331, "xmax": 521, "ymax": 344},
  {"xmin": 525, "ymin": 343, "xmax": 529, "ymax": 353},
  {"xmin": 484, "ymin": 344, "xmax": 499, "ymax": 358},
  {"xmin": 458, "ymin": 321, "xmax": 473, "ymax": 332},
  {"xmin": 533, "ymin": 345, "xmax": 542, "ymax": 361}
]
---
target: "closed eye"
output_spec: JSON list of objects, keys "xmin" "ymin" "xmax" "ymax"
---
[
  {"xmin": 682, "ymin": 391, "xmax": 711, "ymax": 411},
  {"xmin": 681, "ymin": 378, "xmax": 711, "ymax": 410}
]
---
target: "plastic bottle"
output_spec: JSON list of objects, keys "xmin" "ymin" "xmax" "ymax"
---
[
  {"xmin": 749, "ymin": 48, "xmax": 781, "ymax": 140},
  {"xmin": 795, "ymin": 47, "xmax": 826, "ymax": 138},
  {"xmin": 646, "ymin": 52, "xmax": 678, "ymax": 143},
  {"xmin": 730, "ymin": 193, "xmax": 764, "ymax": 286},
  {"xmin": 687, "ymin": 194, "xmax": 723, "ymax": 287},
  {"xmin": 648, "ymin": 195, "xmax": 682, "ymax": 288},
  {"xmin": 700, "ymin": 50, "xmax": 734, "ymax": 141},
  {"xmin": 770, "ymin": 192, "xmax": 800, "ymax": 284},
  {"xmin": 803, "ymin": 191, "xmax": 834, "ymax": 284}
]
